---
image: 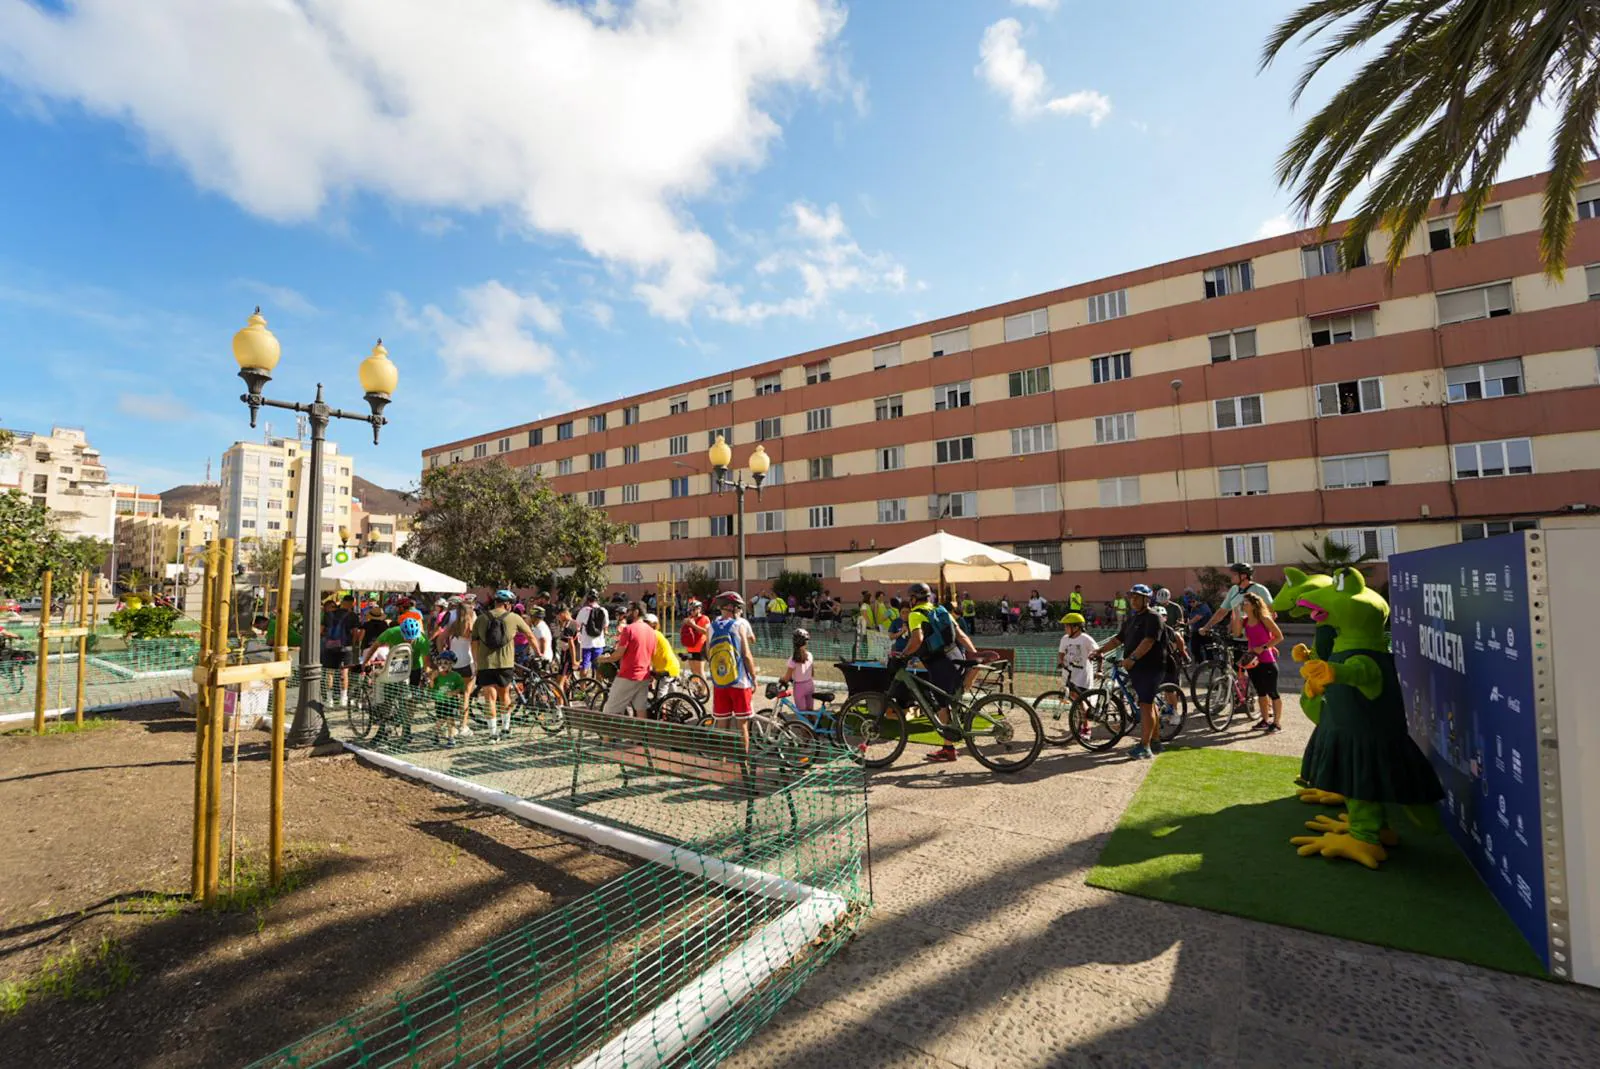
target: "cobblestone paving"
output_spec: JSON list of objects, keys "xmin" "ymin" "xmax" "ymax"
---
[{"xmin": 724, "ymin": 698, "xmax": 1600, "ymax": 1068}]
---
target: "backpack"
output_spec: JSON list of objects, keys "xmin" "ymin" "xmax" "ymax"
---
[
  {"xmin": 707, "ymin": 620, "xmax": 744, "ymax": 687},
  {"xmin": 482, "ymin": 610, "xmax": 510, "ymax": 650},
  {"xmin": 1158, "ymin": 622, "xmax": 1183, "ymax": 672},
  {"xmin": 583, "ymin": 605, "xmax": 608, "ymax": 639},
  {"xmin": 323, "ymin": 611, "xmax": 351, "ymax": 649},
  {"xmin": 679, "ymin": 618, "xmax": 698, "ymax": 648},
  {"xmin": 920, "ymin": 604, "xmax": 955, "ymax": 656}
]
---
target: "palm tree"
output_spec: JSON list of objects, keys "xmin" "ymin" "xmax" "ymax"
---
[
  {"xmin": 1262, "ymin": 1, "xmax": 1600, "ymax": 277},
  {"xmin": 1299, "ymin": 534, "xmax": 1379, "ymax": 576}
]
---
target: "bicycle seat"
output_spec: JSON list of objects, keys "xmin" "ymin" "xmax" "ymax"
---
[
  {"xmin": 764, "ymin": 682, "xmax": 789, "ymax": 700},
  {"xmin": 813, "ymin": 690, "xmax": 834, "ymax": 705}
]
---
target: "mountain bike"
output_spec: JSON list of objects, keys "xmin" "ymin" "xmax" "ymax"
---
[
  {"xmin": 510, "ymin": 661, "xmax": 567, "ymax": 734},
  {"xmin": 0, "ymin": 635, "xmax": 34, "ymax": 695},
  {"xmin": 1052, "ymin": 660, "xmax": 1189, "ymax": 752},
  {"xmin": 1191, "ymin": 636, "xmax": 1254, "ymax": 731},
  {"xmin": 838, "ymin": 660, "xmax": 1043, "ymax": 772}
]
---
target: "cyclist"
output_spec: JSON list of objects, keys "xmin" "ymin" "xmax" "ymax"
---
[
  {"xmin": 1199, "ymin": 562, "xmax": 1273, "ymax": 639},
  {"xmin": 679, "ymin": 598, "xmax": 710, "ymax": 680},
  {"xmin": 640, "ymin": 612, "xmax": 682, "ymax": 706},
  {"xmin": 365, "ymin": 613, "xmax": 429, "ymax": 686},
  {"xmin": 779, "ymin": 628, "xmax": 815, "ymax": 711},
  {"xmin": 707, "ymin": 592, "xmax": 759, "ymax": 750},
  {"xmin": 1181, "ymin": 588, "xmax": 1213, "ymax": 659},
  {"xmin": 1092, "ymin": 584, "xmax": 1164, "ymax": 759},
  {"xmin": 1057, "ymin": 611, "xmax": 1098, "ymax": 741},
  {"xmin": 1232, "ymin": 590, "xmax": 1284, "ymax": 732},
  {"xmin": 894, "ymin": 581, "xmax": 979, "ymax": 764}
]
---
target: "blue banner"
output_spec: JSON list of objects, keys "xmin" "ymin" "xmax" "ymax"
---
[{"xmin": 1390, "ymin": 533, "xmax": 1547, "ymax": 969}]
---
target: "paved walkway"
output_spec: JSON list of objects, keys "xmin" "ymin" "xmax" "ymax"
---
[{"xmin": 726, "ymin": 698, "xmax": 1600, "ymax": 1068}]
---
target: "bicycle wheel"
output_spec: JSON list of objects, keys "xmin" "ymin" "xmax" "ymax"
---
[
  {"xmin": 1233, "ymin": 670, "xmax": 1257, "ymax": 721},
  {"xmin": 1069, "ymin": 688, "xmax": 1129, "ymax": 752},
  {"xmin": 526, "ymin": 679, "xmax": 566, "ymax": 733},
  {"xmin": 837, "ymin": 691, "xmax": 906, "ymax": 770},
  {"xmin": 1, "ymin": 663, "xmax": 22, "ymax": 695},
  {"xmin": 566, "ymin": 676, "xmax": 607, "ymax": 711},
  {"xmin": 651, "ymin": 692, "xmax": 702, "ymax": 726},
  {"xmin": 346, "ymin": 688, "xmax": 373, "ymax": 740},
  {"xmin": 1198, "ymin": 663, "xmax": 1234, "ymax": 731},
  {"xmin": 1034, "ymin": 690, "xmax": 1076, "ymax": 745},
  {"xmin": 1156, "ymin": 683, "xmax": 1189, "ymax": 742},
  {"xmin": 684, "ymin": 674, "xmax": 711, "ymax": 704},
  {"xmin": 962, "ymin": 692, "xmax": 1043, "ymax": 772}
]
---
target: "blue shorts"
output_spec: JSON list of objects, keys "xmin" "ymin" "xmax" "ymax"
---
[
  {"xmin": 1126, "ymin": 666, "xmax": 1167, "ymax": 705},
  {"xmin": 580, "ymin": 647, "xmax": 604, "ymax": 671}
]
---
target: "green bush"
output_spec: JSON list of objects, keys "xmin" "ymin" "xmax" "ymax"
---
[
  {"xmin": 107, "ymin": 604, "xmax": 181, "ymax": 640},
  {"xmin": 770, "ymin": 570, "xmax": 822, "ymax": 606},
  {"xmin": 678, "ymin": 566, "xmax": 722, "ymax": 605}
]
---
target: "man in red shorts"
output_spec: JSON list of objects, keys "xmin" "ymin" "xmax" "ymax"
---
[{"xmin": 706, "ymin": 592, "xmax": 758, "ymax": 751}]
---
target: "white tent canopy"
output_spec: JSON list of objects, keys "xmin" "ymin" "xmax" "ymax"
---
[
  {"xmin": 316, "ymin": 552, "xmax": 468, "ymax": 594},
  {"xmin": 839, "ymin": 530, "xmax": 1050, "ymax": 585}
]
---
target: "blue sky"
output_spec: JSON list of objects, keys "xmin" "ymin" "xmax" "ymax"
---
[{"xmin": 0, "ymin": 0, "xmax": 1556, "ymax": 494}]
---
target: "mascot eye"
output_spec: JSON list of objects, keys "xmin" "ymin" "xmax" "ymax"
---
[{"xmin": 1334, "ymin": 572, "xmax": 1346, "ymax": 591}]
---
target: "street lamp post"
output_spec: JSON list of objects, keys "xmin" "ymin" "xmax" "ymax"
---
[
  {"xmin": 231, "ymin": 308, "xmax": 399, "ymax": 747},
  {"xmin": 706, "ymin": 435, "xmax": 770, "ymax": 604}
]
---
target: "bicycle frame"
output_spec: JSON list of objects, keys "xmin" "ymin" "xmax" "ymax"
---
[{"xmin": 890, "ymin": 665, "xmax": 968, "ymax": 739}]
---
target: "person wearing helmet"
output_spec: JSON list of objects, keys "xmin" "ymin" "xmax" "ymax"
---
[
  {"xmin": 1200, "ymin": 562, "xmax": 1273, "ymax": 637},
  {"xmin": 1092, "ymin": 584, "xmax": 1165, "ymax": 759},
  {"xmin": 473, "ymin": 590, "xmax": 535, "ymax": 740},
  {"xmin": 895, "ymin": 581, "xmax": 979, "ymax": 763},
  {"xmin": 526, "ymin": 605, "xmax": 553, "ymax": 666},
  {"xmin": 1057, "ymin": 612, "xmax": 1097, "ymax": 705},
  {"xmin": 779, "ymin": 628, "xmax": 815, "ymax": 711},
  {"xmin": 575, "ymin": 590, "xmax": 610, "ymax": 678},
  {"xmin": 427, "ymin": 649, "xmax": 470, "ymax": 747},
  {"xmin": 366, "ymin": 612, "xmax": 430, "ymax": 686},
  {"xmin": 679, "ymin": 598, "xmax": 711, "ymax": 682},
  {"xmin": 707, "ymin": 592, "xmax": 758, "ymax": 747}
]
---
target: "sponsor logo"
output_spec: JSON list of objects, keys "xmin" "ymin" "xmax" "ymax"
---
[
  {"xmin": 1516, "ymin": 874, "xmax": 1534, "ymax": 908},
  {"xmin": 1511, "ymin": 749, "xmax": 1523, "ymax": 783},
  {"xmin": 1515, "ymin": 815, "xmax": 1528, "ymax": 846},
  {"xmin": 1497, "ymin": 795, "xmax": 1510, "ymax": 829}
]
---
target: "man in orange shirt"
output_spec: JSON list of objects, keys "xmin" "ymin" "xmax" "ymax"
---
[{"xmin": 679, "ymin": 598, "xmax": 711, "ymax": 682}]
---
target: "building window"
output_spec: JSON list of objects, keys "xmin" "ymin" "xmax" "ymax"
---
[
  {"xmin": 669, "ymin": 396, "xmax": 689, "ymax": 415},
  {"xmin": 242, "ymin": 497, "xmax": 258, "ymax": 509},
  {"xmin": 473, "ymin": 443, "xmax": 487, "ymax": 458},
  {"xmin": 626, "ymin": 523, "xmax": 640, "ymax": 541},
  {"xmin": 618, "ymin": 564, "xmax": 643, "ymax": 584},
  {"xmin": 528, "ymin": 428, "xmax": 543, "ymax": 448},
  {"xmin": 1094, "ymin": 412, "xmax": 1137, "ymax": 444},
  {"xmin": 622, "ymin": 483, "xmax": 640, "ymax": 504},
  {"xmin": 1428, "ymin": 206, "xmax": 1503, "ymax": 251},
  {"xmin": 756, "ymin": 510, "xmax": 784, "ymax": 533},
  {"xmin": 527, "ymin": 463, "xmax": 543, "ymax": 478},
  {"xmin": 1208, "ymin": 328, "xmax": 1259, "ymax": 366},
  {"xmin": 1303, "ymin": 240, "xmax": 1368, "ymax": 277},
  {"xmin": 753, "ymin": 373, "xmax": 782, "ymax": 396},
  {"xmin": 931, "ymin": 327, "xmax": 970, "ymax": 356},
  {"xmin": 450, "ymin": 452, "xmax": 462, "ymax": 464},
  {"xmin": 622, "ymin": 444, "xmax": 640, "ymax": 464},
  {"xmin": 1013, "ymin": 484, "xmax": 1060, "ymax": 513},
  {"xmin": 1098, "ymin": 476, "xmax": 1140, "ymax": 507},
  {"xmin": 586, "ymin": 489, "xmax": 606, "ymax": 507},
  {"xmin": 588, "ymin": 414, "xmax": 606, "ymax": 433},
  {"xmin": 1004, "ymin": 309, "xmax": 1049, "ymax": 341},
  {"xmin": 1203, "ymin": 261, "xmax": 1254, "ymax": 299},
  {"xmin": 808, "ymin": 456, "xmax": 834, "ymax": 480},
  {"xmin": 429, "ymin": 454, "xmax": 440, "ymax": 469},
  {"xmin": 623, "ymin": 404, "xmax": 640, "ymax": 426},
  {"xmin": 1446, "ymin": 359, "xmax": 1523, "ymax": 402},
  {"xmin": 1328, "ymin": 526, "xmax": 1398, "ymax": 561},
  {"xmin": 553, "ymin": 421, "xmax": 572, "ymax": 442},
  {"xmin": 1011, "ymin": 424, "xmax": 1056, "ymax": 456},
  {"xmin": 877, "ymin": 445, "xmax": 905, "ymax": 472},
  {"xmin": 757, "ymin": 558, "xmax": 786, "ymax": 580},
  {"xmin": 709, "ymin": 559, "xmax": 735, "ymax": 581},
  {"xmin": 669, "ymin": 435, "xmax": 688, "ymax": 456},
  {"xmin": 708, "ymin": 386, "xmax": 733, "ymax": 407},
  {"xmin": 1580, "ymin": 184, "xmax": 1600, "ymax": 220},
  {"xmin": 267, "ymin": 499, "xmax": 283, "ymax": 511},
  {"xmin": 1454, "ymin": 438, "xmax": 1533, "ymax": 479},
  {"xmin": 809, "ymin": 556, "xmax": 837, "ymax": 579},
  {"xmin": 1437, "ymin": 281, "xmax": 1513, "ymax": 324},
  {"xmin": 1214, "ymin": 395, "xmax": 1265, "ymax": 429},
  {"xmin": 877, "ymin": 498, "xmax": 908, "ymax": 523},
  {"xmin": 708, "ymin": 426, "xmax": 732, "ymax": 447},
  {"xmin": 589, "ymin": 451, "xmax": 606, "ymax": 470},
  {"xmin": 497, "ymin": 437, "xmax": 511, "ymax": 453},
  {"xmin": 872, "ymin": 343, "xmax": 902, "ymax": 370},
  {"xmin": 1008, "ymin": 366, "xmax": 1052, "ymax": 397},
  {"xmin": 767, "ymin": 463, "xmax": 785, "ymax": 485},
  {"xmin": 670, "ymin": 476, "xmax": 690, "ymax": 497},
  {"xmin": 1315, "ymin": 378, "xmax": 1383, "ymax": 417},
  {"xmin": 934, "ymin": 380, "xmax": 972, "ymax": 410},
  {"xmin": 710, "ymin": 515, "xmax": 734, "ymax": 537},
  {"xmin": 1223, "ymin": 532, "xmax": 1276, "ymax": 566},
  {"xmin": 1322, "ymin": 452, "xmax": 1391, "ymax": 489},
  {"xmin": 755, "ymin": 417, "xmax": 782, "ymax": 441},
  {"xmin": 268, "ymin": 459, "xmax": 284, "ymax": 469},
  {"xmin": 805, "ymin": 407, "xmax": 832, "ymax": 433},
  {"xmin": 241, "ymin": 519, "xmax": 257, "ymax": 529},
  {"xmin": 933, "ymin": 491, "xmax": 977, "ymax": 519},
  {"xmin": 266, "ymin": 521, "xmax": 281, "ymax": 531},
  {"xmin": 557, "ymin": 458, "xmax": 574, "ymax": 476},
  {"xmin": 936, "ymin": 436, "xmax": 975, "ymax": 464},
  {"xmin": 1219, "ymin": 464, "xmax": 1269, "ymax": 497},
  {"xmin": 1087, "ymin": 290, "xmax": 1127, "ymax": 324},
  {"xmin": 669, "ymin": 520, "xmax": 689, "ymax": 540},
  {"xmin": 1090, "ymin": 351, "xmax": 1132, "ymax": 384},
  {"xmin": 1099, "ymin": 537, "xmax": 1146, "ymax": 572},
  {"xmin": 1462, "ymin": 519, "xmax": 1539, "ymax": 541},
  {"xmin": 1012, "ymin": 541, "xmax": 1062, "ymax": 574},
  {"xmin": 804, "ymin": 360, "xmax": 831, "ymax": 384},
  {"xmin": 1310, "ymin": 310, "xmax": 1375, "ymax": 347},
  {"xmin": 809, "ymin": 505, "xmax": 834, "ymax": 528},
  {"xmin": 874, "ymin": 395, "xmax": 904, "ymax": 421}
]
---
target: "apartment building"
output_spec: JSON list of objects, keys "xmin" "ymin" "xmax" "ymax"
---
[
  {"xmin": 113, "ymin": 505, "xmax": 219, "ymax": 579},
  {"xmin": 351, "ymin": 500, "xmax": 411, "ymax": 556},
  {"xmin": 218, "ymin": 435, "xmax": 354, "ymax": 551},
  {"xmin": 422, "ymin": 165, "xmax": 1600, "ymax": 599},
  {"xmin": 1, "ymin": 426, "xmax": 118, "ymax": 542}
]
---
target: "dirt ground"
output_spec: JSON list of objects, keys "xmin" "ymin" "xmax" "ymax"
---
[{"xmin": 0, "ymin": 705, "xmax": 632, "ymax": 1068}]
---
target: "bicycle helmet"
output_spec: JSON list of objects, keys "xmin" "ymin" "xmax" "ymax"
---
[
  {"xmin": 399, "ymin": 609, "xmax": 423, "ymax": 626},
  {"xmin": 1129, "ymin": 583, "xmax": 1153, "ymax": 597},
  {"xmin": 494, "ymin": 589, "xmax": 516, "ymax": 604},
  {"xmin": 1155, "ymin": 587, "xmax": 1172, "ymax": 603},
  {"xmin": 907, "ymin": 581, "xmax": 932, "ymax": 599},
  {"xmin": 1229, "ymin": 562, "xmax": 1255, "ymax": 577},
  {"xmin": 792, "ymin": 627, "xmax": 810, "ymax": 642},
  {"xmin": 1151, "ymin": 605, "xmax": 1168, "ymax": 620},
  {"xmin": 718, "ymin": 591, "xmax": 745, "ymax": 606},
  {"xmin": 432, "ymin": 649, "xmax": 457, "ymax": 664},
  {"xmin": 400, "ymin": 617, "xmax": 422, "ymax": 641},
  {"xmin": 513, "ymin": 602, "xmax": 526, "ymax": 613},
  {"xmin": 1059, "ymin": 612, "xmax": 1086, "ymax": 626}
]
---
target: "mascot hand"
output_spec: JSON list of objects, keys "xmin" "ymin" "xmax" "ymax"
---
[
  {"xmin": 1291, "ymin": 643, "xmax": 1314, "ymax": 663},
  {"xmin": 1300, "ymin": 658, "xmax": 1335, "ymax": 697}
]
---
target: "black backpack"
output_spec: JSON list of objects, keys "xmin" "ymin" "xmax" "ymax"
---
[
  {"xmin": 482, "ymin": 610, "xmax": 510, "ymax": 650},
  {"xmin": 1159, "ymin": 622, "xmax": 1183, "ymax": 671},
  {"xmin": 583, "ymin": 606, "xmax": 608, "ymax": 638}
]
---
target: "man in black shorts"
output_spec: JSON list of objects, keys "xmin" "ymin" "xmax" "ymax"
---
[
  {"xmin": 891, "ymin": 582, "xmax": 979, "ymax": 764},
  {"xmin": 1093, "ymin": 583, "xmax": 1165, "ymax": 759},
  {"xmin": 321, "ymin": 594, "xmax": 360, "ymax": 707}
]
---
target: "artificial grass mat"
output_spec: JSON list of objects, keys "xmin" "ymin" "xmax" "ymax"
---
[{"xmin": 1086, "ymin": 747, "xmax": 1546, "ymax": 977}]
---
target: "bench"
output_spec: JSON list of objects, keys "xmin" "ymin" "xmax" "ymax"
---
[{"xmin": 562, "ymin": 707, "xmax": 799, "ymax": 853}]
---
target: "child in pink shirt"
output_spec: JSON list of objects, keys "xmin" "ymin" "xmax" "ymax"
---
[{"xmin": 781, "ymin": 629, "xmax": 816, "ymax": 711}]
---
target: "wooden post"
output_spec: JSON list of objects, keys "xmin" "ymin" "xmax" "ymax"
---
[
  {"xmin": 74, "ymin": 571, "xmax": 89, "ymax": 726},
  {"xmin": 203, "ymin": 539, "xmax": 235, "ymax": 905},
  {"xmin": 32, "ymin": 570, "xmax": 51, "ymax": 735},
  {"xmin": 192, "ymin": 543, "xmax": 217, "ymax": 900},
  {"xmin": 270, "ymin": 536, "xmax": 295, "ymax": 885}
]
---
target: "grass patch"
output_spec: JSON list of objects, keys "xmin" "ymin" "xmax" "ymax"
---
[
  {"xmin": 209, "ymin": 845, "xmax": 316, "ymax": 923},
  {"xmin": 0, "ymin": 935, "xmax": 137, "ymax": 1015},
  {"xmin": 1086, "ymin": 747, "xmax": 1547, "ymax": 977},
  {"xmin": 4, "ymin": 717, "xmax": 119, "ymax": 737}
]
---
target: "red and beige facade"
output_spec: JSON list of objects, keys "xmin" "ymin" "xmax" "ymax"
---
[{"xmin": 423, "ymin": 166, "xmax": 1600, "ymax": 599}]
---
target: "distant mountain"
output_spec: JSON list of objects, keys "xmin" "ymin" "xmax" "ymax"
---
[
  {"xmin": 159, "ymin": 483, "xmax": 219, "ymax": 512},
  {"xmin": 158, "ymin": 477, "xmax": 415, "ymax": 516}
]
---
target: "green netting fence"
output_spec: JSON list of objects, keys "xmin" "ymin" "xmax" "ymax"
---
[
  {"xmin": 252, "ymin": 674, "xmax": 870, "ymax": 1068},
  {"xmin": 0, "ymin": 635, "xmax": 206, "ymax": 719}
]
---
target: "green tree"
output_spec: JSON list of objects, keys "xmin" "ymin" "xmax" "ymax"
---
[
  {"xmin": 402, "ymin": 461, "xmax": 633, "ymax": 591},
  {"xmin": 771, "ymin": 570, "xmax": 822, "ymax": 606},
  {"xmin": 0, "ymin": 491, "xmax": 108, "ymax": 597},
  {"xmin": 1299, "ymin": 534, "xmax": 1379, "ymax": 576},
  {"xmin": 678, "ymin": 566, "xmax": 722, "ymax": 605},
  {"xmin": 1263, "ymin": 1, "xmax": 1599, "ymax": 277}
]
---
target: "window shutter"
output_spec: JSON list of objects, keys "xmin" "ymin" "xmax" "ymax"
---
[
  {"xmin": 1215, "ymin": 400, "xmax": 1236, "ymax": 429},
  {"xmin": 1316, "ymin": 384, "xmax": 1339, "ymax": 417},
  {"xmin": 1359, "ymin": 379, "xmax": 1383, "ymax": 411}
]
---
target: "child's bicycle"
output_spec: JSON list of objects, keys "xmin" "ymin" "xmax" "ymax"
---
[
  {"xmin": 1191, "ymin": 637, "xmax": 1254, "ymax": 731},
  {"xmin": 837, "ymin": 660, "xmax": 1043, "ymax": 772},
  {"xmin": 761, "ymin": 682, "xmax": 854, "ymax": 758}
]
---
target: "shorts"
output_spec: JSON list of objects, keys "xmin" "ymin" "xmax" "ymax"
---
[
  {"xmin": 683, "ymin": 649, "xmax": 706, "ymax": 662},
  {"xmin": 793, "ymin": 679, "xmax": 815, "ymax": 712},
  {"xmin": 713, "ymin": 686, "xmax": 754, "ymax": 718},
  {"xmin": 603, "ymin": 677, "xmax": 651, "ymax": 716},
  {"xmin": 1125, "ymin": 665, "xmax": 1166, "ymax": 705},
  {"xmin": 455, "ymin": 664, "xmax": 474, "ymax": 681},
  {"xmin": 1247, "ymin": 659, "xmax": 1280, "ymax": 700},
  {"xmin": 321, "ymin": 646, "xmax": 351, "ymax": 670},
  {"xmin": 580, "ymin": 647, "xmax": 605, "ymax": 671},
  {"xmin": 1061, "ymin": 671, "xmax": 1091, "ymax": 694},
  {"xmin": 476, "ymin": 667, "xmax": 514, "ymax": 690},
  {"xmin": 920, "ymin": 657, "xmax": 963, "ymax": 703}
]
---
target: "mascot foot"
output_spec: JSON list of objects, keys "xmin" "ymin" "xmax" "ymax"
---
[
  {"xmin": 1304, "ymin": 813, "xmax": 1399, "ymax": 846},
  {"xmin": 1297, "ymin": 788, "xmax": 1347, "ymax": 806},
  {"xmin": 1290, "ymin": 831, "xmax": 1388, "ymax": 870}
]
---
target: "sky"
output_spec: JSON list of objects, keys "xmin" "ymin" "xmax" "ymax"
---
[{"xmin": 0, "ymin": 0, "xmax": 1560, "ymax": 495}]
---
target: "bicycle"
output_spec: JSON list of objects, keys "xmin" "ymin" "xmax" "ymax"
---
[
  {"xmin": 1047, "ymin": 659, "xmax": 1188, "ymax": 752},
  {"xmin": 837, "ymin": 660, "xmax": 1043, "ymax": 772},
  {"xmin": 510, "ymin": 661, "xmax": 567, "ymax": 734},
  {"xmin": 761, "ymin": 682, "xmax": 853, "ymax": 759},
  {"xmin": 0, "ymin": 634, "xmax": 35, "ymax": 695},
  {"xmin": 1190, "ymin": 635, "xmax": 1253, "ymax": 731}
]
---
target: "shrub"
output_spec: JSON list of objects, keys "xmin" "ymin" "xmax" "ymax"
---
[
  {"xmin": 770, "ymin": 570, "xmax": 822, "ymax": 606},
  {"xmin": 108, "ymin": 604, "xmax": 181, "ymax": 640}
]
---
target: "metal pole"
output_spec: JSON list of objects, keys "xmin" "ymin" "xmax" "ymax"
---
[
  {"xmin": 192, "ymin": 542, "xmax": 216, "ymax": 899},
  {"xmin": 74, "ymin": 571, "xmax": 88, "ymax": 726},
  {"xmin": 735, "ymin": 482, "xmax": 747, "ymax": 606},
  {"xmin": 287, "ymin": 396, "xmax": 328, "ymax": 746},
  {"xmin": 204, "ymin": 537, "xmax": 235, "ymax": 906},
  {"xmin": 270, "ymin": 535, "xmax": 294, "ymax": 885},
  {"xmin": 33, "ymin": 570, "xmax": 51, "ymax": 734}
]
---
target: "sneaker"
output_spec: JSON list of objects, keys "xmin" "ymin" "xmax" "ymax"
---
[
  {"xmin": 445, "ymin": 737, "xmax": 456, "ymax": 749},
  {"xmin": 1151, "ymin": 738, "xmax": 1164, "ymax": 755},
  {"xmin": 924, "ymin": 746, "xmax": 959, "ymax": 763},
  {"xmin": 1267, "ymin": 722, "xmax": 1283, "ymax": 733},
  {"xmin": 459, "ymin": 724, "xmax": 474, "ymax": 738},
  {"xmin": 1077, "ymin": 726, "xmax": 1093, "ymax": 743},
  {"xmin": 1128, "ymin": 742, "xmax": 1151, "ymax": 759},
  {"xmin": 501, "ymin": 715, "xmax": 512, "ymax": 733},
  {"xmin": 1252, "ymin": 719, "xmax": 1271, "ymax": 731}
]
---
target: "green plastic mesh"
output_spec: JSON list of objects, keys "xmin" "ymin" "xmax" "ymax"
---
[
  {"xmin": 0, "ymin": 637, "xmax": 203, "ymax": 717},
  {"xmin": 741, "ymin": 620, "xmax": 1117, "ymax": 682},
  {"xmin": 251, "ymin": 674, "xmax": 870, "ymax": 1068}
]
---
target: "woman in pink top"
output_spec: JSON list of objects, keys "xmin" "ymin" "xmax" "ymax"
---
[
  {"xmin": 1232, "ymin": 591, "xmax": 1284, "ymax": 732},
  {"xmin": 779, "ymin": 628, "xmax": 816, "ymax": 711}
]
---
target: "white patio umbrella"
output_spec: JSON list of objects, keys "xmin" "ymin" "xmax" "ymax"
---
[
  {"xmin": 316, "ymin": 552, "xmax": 468, "ymax": 594},
  {"xmin": 839, "ymin": 530, "xmax": 1050, "ymax": 586}
]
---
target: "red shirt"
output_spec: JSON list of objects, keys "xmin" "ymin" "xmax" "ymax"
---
[
  {"xmin": 681, "ymin": 613, "xmax": 711, "ymax": 652},
  {"xmin": 616, "ymin": 620, "xmax": 655, "ymax": 681}
]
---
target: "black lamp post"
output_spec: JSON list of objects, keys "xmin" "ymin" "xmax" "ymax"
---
[
  {"xmin": 707, "ymin": 434, "xmax": 771, "ymax": 605},
  {"xmin": 231, "ymin": 308, "xmax": 398, "ymax": 746}
]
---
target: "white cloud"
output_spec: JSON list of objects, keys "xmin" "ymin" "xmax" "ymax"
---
[
  {"xmin": 396, "ymin": 281, "xmax": 569, "ymax": 396},
  {"xmin": 710, "ymin": 201, "xmax": 911, "ymax": 325},
  {"xmin": 234, "ymin": 279, "xmax": 318, "ymax": 316},
  {"xmin": 1256, "ymin": 214, "xmax": 1297, "ymax": 239},
  {"xmin": 976, "ymin": 18, "xmax": 1110, "ymax": 126},
  {"xmin": 117, "ymin": 391, "xmax": 194, "ymax": 421},
  {"xmin": 1011, "ymin": 0, "xmax": 1060, "ymax": 11},
  {"xmin": 583, "ymin": 300, "xmax": 616, "ymax": 329},
  {"xmin": 0, "ymin": 0, "xmax": 849, "ymax": 320}
]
